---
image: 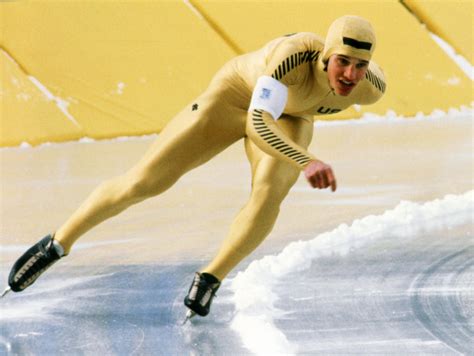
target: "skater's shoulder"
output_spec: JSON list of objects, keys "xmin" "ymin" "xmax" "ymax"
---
[{"xmin": 267, "ymin": 32, "xmax": 324, "ymax": 54}]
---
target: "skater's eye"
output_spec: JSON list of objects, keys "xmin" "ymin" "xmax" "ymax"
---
[{"xmin": 336, "ymin": 57, "xmax": 350, "ymax": 66}]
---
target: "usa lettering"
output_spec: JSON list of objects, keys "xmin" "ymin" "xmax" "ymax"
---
[{"xmin": 317, "ymin": 106, "xmax": 341, "ymax": 114}]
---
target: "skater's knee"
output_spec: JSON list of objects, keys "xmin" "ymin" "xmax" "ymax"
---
[
  {"xmin": 118, "ymin": 176, "xmax": 153, "ymax": 202},
  {"xmin": 122, "ymin": 168, "xmax": 177, "ymax": 202},
  {"xmin": 252, "ymin": 172, "xmax": 297, "ymax": 203},
  {"xmin": 97, "ymin": 174, "xmax": 150, "ymax": 206},
  {"xmin": 122, "ymin": 177, "xmax": 152, "ymax": 202}
]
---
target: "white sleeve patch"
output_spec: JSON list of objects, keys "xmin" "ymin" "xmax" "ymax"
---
[{"xmin": 248, "ymin": 76, "xmax": 288, "ymax": 120}]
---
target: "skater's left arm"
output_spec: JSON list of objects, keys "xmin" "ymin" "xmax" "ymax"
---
[{"xmin": 246, "ymin": 105, "xmax": 337, "ymax": 191}]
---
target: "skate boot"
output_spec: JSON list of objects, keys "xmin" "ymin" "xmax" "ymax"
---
[
  {"xmin": 184, "ymin": 272, "xmax": 221, "ymax": 318},
  {"xmin": 6, "ymin": 234, "xmax": 64, "ymax": 294}
]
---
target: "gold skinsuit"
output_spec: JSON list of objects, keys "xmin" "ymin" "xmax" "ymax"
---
[{"xmin": 54, "ymin": 32, "xmax": 386, "ymax": 280}]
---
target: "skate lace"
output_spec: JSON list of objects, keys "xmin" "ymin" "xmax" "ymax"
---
[
  {"xmin": 200, "ymin": 288, "xmax": 214, "ymax": 307},
  {"xmin": 16, "ymin": 241, "xmax": 58, "ymax": 289},
  {"xmin": 188, "ymin": 275, "xmax": 219, "ymax": 306}
]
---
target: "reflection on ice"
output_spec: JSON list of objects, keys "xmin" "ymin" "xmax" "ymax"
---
[{"xmin": 0, "ymin": 265, "xmax": 247, "ymax": 355}]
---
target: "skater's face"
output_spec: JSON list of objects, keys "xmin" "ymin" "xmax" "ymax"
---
[{"xmin": 327, "ymin": 54, "xmax": 369, "ymax": 96}]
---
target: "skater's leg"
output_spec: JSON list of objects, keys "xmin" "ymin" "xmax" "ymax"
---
[
  {"xmin": 202, "ymin": 115, "xmax": 314, "ymax": 280},
  {"xmin": 54, "ymin": 95, "xmax": 246, "ymax": 254},
  {"xmin": 7, "ymin": 82, "xmax": 247, "ymax": 294}
]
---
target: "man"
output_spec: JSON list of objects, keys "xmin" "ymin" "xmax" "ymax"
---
[{"xmin": 5, "ymin": 15, "xmax": 385, "ymax": 318}]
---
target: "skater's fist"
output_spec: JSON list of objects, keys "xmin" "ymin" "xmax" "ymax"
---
[{"xmin": 304, "ymin": 160, "xmax": 337, "ymax": 192}]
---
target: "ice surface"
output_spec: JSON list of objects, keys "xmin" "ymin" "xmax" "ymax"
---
[
  {"xmin": 1, "ymin": 192, "xmax": 471, "ymax": 355},
  {"xmin": 1, "ymin": 109, "xmax": 472, "ymax": 354}
]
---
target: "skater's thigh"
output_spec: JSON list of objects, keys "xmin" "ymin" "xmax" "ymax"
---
[
  {"xmin": 245, "ymin": 115, "xmax": 314, "ymax": 189},
  {"xmin": 130, "ymin": 92, "xmax": 246, "ymax": 182}
]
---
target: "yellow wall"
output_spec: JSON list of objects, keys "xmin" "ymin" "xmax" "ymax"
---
[
  {"xmin": 403, "ymin": 0, "xmax": 473, "ymax": 63},
  {"xmin": 1, "ymin": 49, "xmax": 82, "ymax": 146},
  {"xmin": 0, "ymin": 1, "xmax": 472, "ymax": 147},
  {"xmin": 1, "ymin": 2, "xmax": 234, "ymax": 146}
]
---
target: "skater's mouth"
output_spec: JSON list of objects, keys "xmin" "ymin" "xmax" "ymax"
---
[
  {"xmin": 340, "ymin": 79, "xmax": 355, "ymax": 86},
  {"xmin": 336, "ymin": 78, "xmax": 356, "ymax": 95}
]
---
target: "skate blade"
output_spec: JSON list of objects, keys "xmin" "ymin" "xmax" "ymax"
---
[
  {"xmin": 1, "ymin": 287, "xmax": 11, "ymax": 299},
  {"xmin": 182, "ymin": 310, "xmax": 196, "ymax": 325}
]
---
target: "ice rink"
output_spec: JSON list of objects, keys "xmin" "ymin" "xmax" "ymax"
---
[{"xmin": 0, "ymin": 110, "xmax": 472, "ymax": 355}]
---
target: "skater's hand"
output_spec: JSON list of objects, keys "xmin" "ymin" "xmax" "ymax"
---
[{"xmin": 304, "ymin": 160, "xmax": 337, "ymax": 192}]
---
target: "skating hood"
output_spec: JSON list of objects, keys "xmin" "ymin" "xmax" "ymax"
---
[{"xmin": 322, "ymin": 15, "xmax": 376, "ymax": 62}]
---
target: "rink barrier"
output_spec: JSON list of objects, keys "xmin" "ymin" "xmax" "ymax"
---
[
  {"xmin": 402, "ymin": 0, "xmax": 472, "ymax": 64},
  {"xmin": 0, "ymin": 1, "xmax": 472, "ymax": 146}
]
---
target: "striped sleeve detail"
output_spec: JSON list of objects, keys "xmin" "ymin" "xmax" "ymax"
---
[
  {"xmin": 365, "ymin": 69, "xmax": 386, "ymax": 93},
  {"xmin": 251, "ymin": 109, "xmax": 312, "ymax": 167},
  {"xmin": 271, "ymin": 50, "xmax": 320, "ymax": 81}
]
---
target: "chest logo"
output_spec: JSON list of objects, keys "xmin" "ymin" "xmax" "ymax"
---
[{"xmin": 317, "ymin": 106, "xmax": 341, "ymax": 114}]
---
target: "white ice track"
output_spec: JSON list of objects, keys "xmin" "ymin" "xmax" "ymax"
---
[
  {"xmin": 230, "ymin": 191, "xmax": 473, "ymax": 355},
  {"xmin": 1, "ymin": 109, "xmax": 473, "ymax": 354},
  {"xmin": 1, "ymin": 192, "xmax": 472, "ymax": 355}
]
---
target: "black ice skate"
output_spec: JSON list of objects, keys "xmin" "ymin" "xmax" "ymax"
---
[
  {"xmin": 183, "ymin": 272, "xmax": 221, "ymax": 322},
  {"xmin": 3, "ymin": 235, "xmax": 63, "ymax": 297}
]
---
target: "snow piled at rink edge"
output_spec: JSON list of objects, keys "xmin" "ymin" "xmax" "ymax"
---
[
  {"xmin": 229, "ymin": 190, "xmax": 473, "ymax": 355},
  {"xmin": 3, "ymin": 103, "xmax": 473, "ymax": 150},
  {"xmin": 314, "ymin": 102, "xmax": 473, "ymax": 127}
]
